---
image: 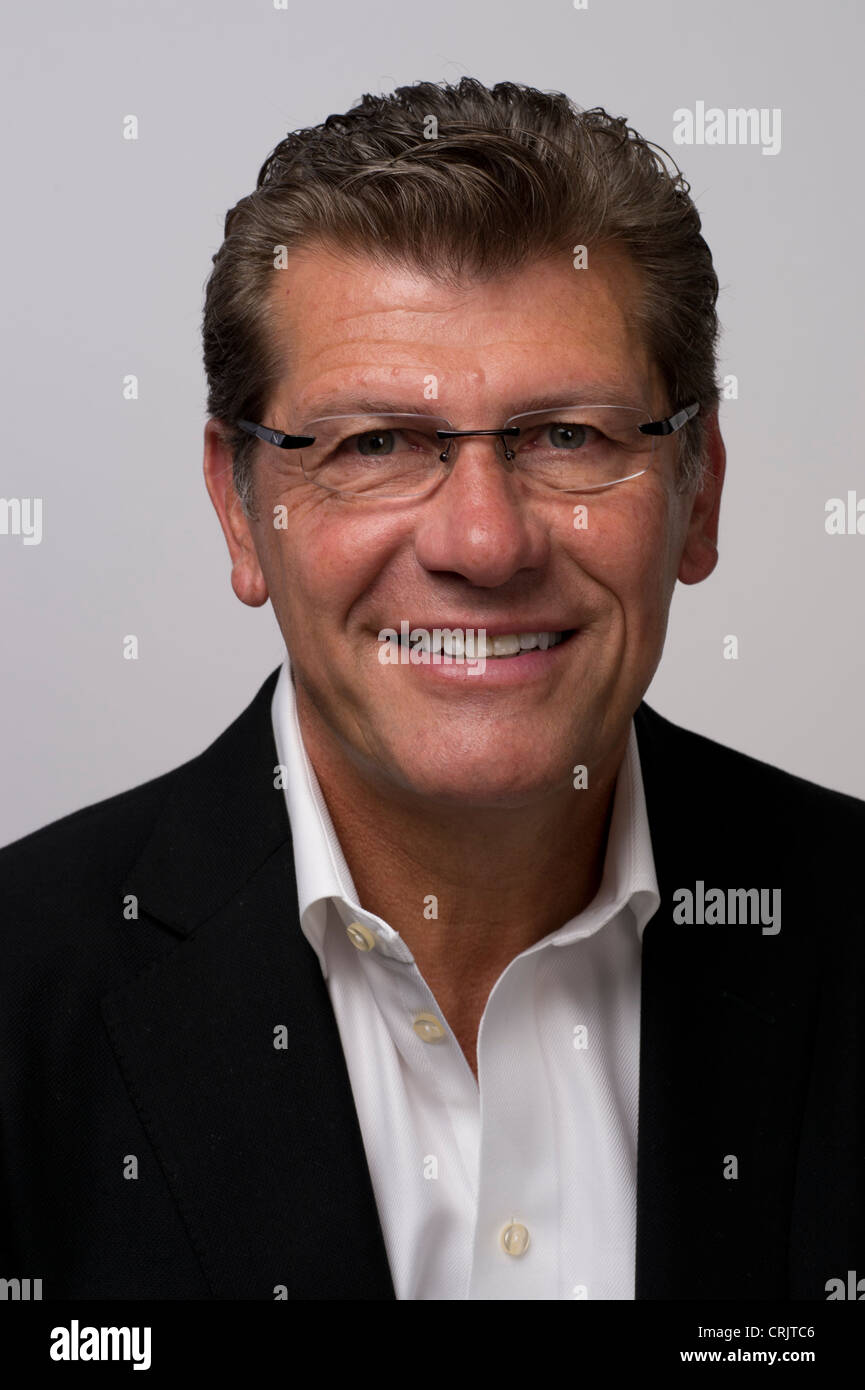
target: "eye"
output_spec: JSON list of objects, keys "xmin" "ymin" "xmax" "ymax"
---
[
  {"xmin": 546, "ymin": 423, "xmax": 597, "ymax": 449},
  {"xmin": 354, "ymin": 430, "xmax": 396, "ymax": 456}
]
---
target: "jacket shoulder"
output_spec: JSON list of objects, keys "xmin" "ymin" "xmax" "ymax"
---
[
  {"xmin": 635, "ymin": 701, "xmax": 865, "ymax": 825},
  {"xmin": 0, "ymin": 756, "xmax": 203, "ymax": 962}
]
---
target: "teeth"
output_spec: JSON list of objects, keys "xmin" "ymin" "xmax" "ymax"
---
[
  {"xmin": 398, "ymin": 629, "xmax": 568, "ymax": 658},
  {"xmin": 482, "ymin": 631, "xmax": 567, "ymax": 657}
]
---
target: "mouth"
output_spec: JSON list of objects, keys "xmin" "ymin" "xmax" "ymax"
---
[{"xmin": 397, "ymin": 628, "xmax": 578, "ymax": 658}]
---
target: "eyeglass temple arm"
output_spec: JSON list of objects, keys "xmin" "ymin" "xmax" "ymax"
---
[
  {"xmin": 639, "ymin": 402, "xmax": 700, "ymax": 437},
  {"xmin": 236, "ymin": 419, "xmax": 316, "ymax": 449}
]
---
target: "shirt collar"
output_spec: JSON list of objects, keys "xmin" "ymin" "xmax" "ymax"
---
[{"xmin": 271, "ymin": 655, "xmax": 659, "ymax": 976}]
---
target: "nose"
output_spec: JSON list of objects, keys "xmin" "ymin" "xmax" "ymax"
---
[{"xmin": 412, "ymin": 433, "xmax": 550, "ymax": 588}]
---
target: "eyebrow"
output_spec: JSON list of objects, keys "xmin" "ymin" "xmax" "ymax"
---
[{"xmin": 299, "ymin": 382, "xmax": 652, "ymax": 420}]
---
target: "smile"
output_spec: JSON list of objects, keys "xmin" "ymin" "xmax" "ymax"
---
[{"xmin": 396, "ymin": 628, "xmax": 575, "ymax": 658}]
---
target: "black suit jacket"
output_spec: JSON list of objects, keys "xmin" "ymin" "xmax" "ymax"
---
[{"xmin": 1, "ymin": 667, "xmax": 863, "ymax": 1300}]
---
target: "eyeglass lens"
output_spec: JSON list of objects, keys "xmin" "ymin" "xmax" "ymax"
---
[{"xmin": 296, "ymin": 406, "xmax": 657, "ymax": 497}]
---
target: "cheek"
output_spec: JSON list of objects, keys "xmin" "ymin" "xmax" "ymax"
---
[
  {"xmin": 265, "ymin": 496, "xmax": 409, "ymax": 626},
  {"xmin": 568, "ymin": 488, "xmax": 673, "ymax": 610}
]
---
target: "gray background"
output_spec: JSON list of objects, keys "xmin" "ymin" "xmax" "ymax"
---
[{"xmin": 2, "ymin": 0, "xmax": 862, "ymax": 846}]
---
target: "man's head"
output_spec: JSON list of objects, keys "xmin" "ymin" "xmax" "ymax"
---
[{"xmin": 202, "ymin": 78, "xmax": 725, "ymax": 809}]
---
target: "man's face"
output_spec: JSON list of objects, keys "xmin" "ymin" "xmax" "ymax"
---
[{"xmin": 206, "ymin": 244, "xmax": 723, "ymax": 808}]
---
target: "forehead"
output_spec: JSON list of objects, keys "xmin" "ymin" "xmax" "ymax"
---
[{"xmin": 264, "ymin": 242, "xmax": 659, "ymax": 416}]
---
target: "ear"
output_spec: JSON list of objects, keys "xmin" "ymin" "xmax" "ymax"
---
[
  {"xmin": 677, "ymin": 408, "xmax": 726, "ymax": 585},
  {"xmin": 203, "ymin": 419, "xmax": 269, "ymax": 607}
]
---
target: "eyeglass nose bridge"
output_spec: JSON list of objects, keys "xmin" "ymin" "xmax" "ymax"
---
[{"xmin": 434, "ymin": 425, "xmax": 521, "ymax": 465}]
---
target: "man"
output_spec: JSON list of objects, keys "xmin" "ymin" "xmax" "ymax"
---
[{"xmin": 1, "ymin": 78, "xmax": 863, "ymax": 1302}]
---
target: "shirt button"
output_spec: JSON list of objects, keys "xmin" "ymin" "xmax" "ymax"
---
[
  {"xmin": 501, "ymin": 1222, "xmax": 530, "ymax": 1257},
  {"xmin": 412, "ymin": 1012, "xmax": 446, "ymax": 1043},
  {"xmin": 346, "ymin": 921, "xmax": 376, "ymax": 951}
]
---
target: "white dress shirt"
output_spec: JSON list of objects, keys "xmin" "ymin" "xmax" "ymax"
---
[{"xmin": 271, "ymin": 656, "xmax": 659, "ymax": 1300}]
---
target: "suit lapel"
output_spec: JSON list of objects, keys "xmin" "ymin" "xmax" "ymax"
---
[
  {"xmin": 633, "ymin": 703, "xmax": 816, "ymax": 1298},
  {"xmin": 102, "ymin": 668, "xmax": 395, "ymax": 1299}
]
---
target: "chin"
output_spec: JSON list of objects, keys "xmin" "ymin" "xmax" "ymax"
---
[{"xmin": 379, "ymin": 744, "xmax": 573, "ymax": 810}]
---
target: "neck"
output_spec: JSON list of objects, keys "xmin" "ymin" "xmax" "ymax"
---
[{"xmin": 294, "ymin": 689, "xmax": 629, "ymax": 993}]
